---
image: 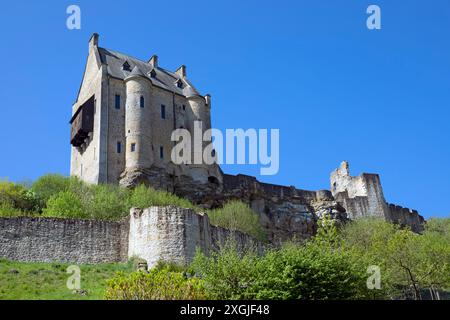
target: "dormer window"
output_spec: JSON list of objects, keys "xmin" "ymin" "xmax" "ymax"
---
[
  {"xmin": 175, "ymin": 79, "xmax": 183, "ymax": 89},
  {"xmin": 122, "ymin": 61, "xmax": 131, "ymax": 71},
  {"xmin": 149, "ymin": 69, "xmax": 156, "ymax": 78}
]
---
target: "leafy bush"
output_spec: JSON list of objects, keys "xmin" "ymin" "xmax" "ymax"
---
[
  {"xmin": 191, "ymin": 219, "xmax": 373, "ymax": 300},
  {"xmin": 105, "ymin": 268, "xmax": 207, "ymax": 300},
  {"xmin": 43, "ymin": 190, "xmax": 87, "ymax": 219},
  {"xmin": 0, "ymin": 203, "xmax": 28, "ymax": 218},
  {"xmin": 81, "ymin": 184, "xmax": 129, "ymax": 220},
  {"xmin": 127, "ymin": 184, "xmax": 195, "ymax": 210},
  {"xmin": 31, "ymin": 174, "xmax": 72, "ymax": 205},
  {"xmin": 207, "ymin": 201, "xmax": 267, "ymax": 241},
  {"xmin": 0, "ymin": 180, "xmax": 39, "ymax": 214}
]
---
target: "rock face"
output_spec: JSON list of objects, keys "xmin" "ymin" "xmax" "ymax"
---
[{"xmin": 218, "ymin": 174, "xmax": 346, "ymax": 244}]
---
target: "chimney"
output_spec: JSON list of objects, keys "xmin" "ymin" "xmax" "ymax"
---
[
  {"xmin": 89, "ymin": 33, "xmax": 99, "ymax": 51},
  {"xmin": 175, "ymin": 65, "xmax": 186, "ymax": 78},
  {"xmin": 205, "ymin": 94, "xmax": 211, "ymax": 107},
  {"xmin": 149, "ymin": 55, "xmax": 158, "ymax": 68}
]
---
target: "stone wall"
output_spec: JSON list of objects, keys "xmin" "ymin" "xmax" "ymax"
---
[
  {"xmin": 0, "ymin": 206, "xmax": 260, "ymax": 266},
  {"xmin": 128, "ymin": 206, "xmax": 262, "ymax": 268},
  {"xmin": 0, "ymin": 217, "xmax": 129, "ymax": 264}
]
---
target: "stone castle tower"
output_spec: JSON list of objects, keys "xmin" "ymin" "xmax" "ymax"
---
[{"xmin": 70, "ymin": 34, "xmax": 222, "ymax": 192}]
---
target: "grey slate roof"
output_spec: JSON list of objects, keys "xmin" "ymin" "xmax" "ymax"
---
[{"xmin": 98, "ymin": 47, "xmax": 202, "ymax": 98}]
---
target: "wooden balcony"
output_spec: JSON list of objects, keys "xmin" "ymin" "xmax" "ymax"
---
[{"xmin": 70, "ymin": 95, "xmax": 95, "ymax": 147}]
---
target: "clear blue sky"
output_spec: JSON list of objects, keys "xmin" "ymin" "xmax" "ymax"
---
[{"xmin": 0, "ymin": 0, "xmax": 449, "ymax": 218}]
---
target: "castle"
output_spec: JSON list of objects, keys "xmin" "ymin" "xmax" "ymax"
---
[
  {"xmin": 70, "ymin": 34, "xmax": 425, "ymax": 242},
  {"xmin": 70, "ymin": 33, "xmax": 221, "ymax": 191},
  {"xmin": 0, "ymin": 34, "xmax": 426, "ymax": 267}
]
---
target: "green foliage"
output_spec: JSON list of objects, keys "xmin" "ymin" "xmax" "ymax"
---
[
  {"xmin": 43, "ymin": 190, "xmax": 87, "ymax": 219},
  {"xmin": 207, "ymin": 201, "xmax": 267, "ymax": 241},
  {"xmin": 127, "ymin": 184, "xmax": 196, "ymax": 210},
  {"xmin": 0, "ymin": 203, "xmax": 28, "ymax": 218},
  {"xmin": 191, "ymin": 221, "xmax": 373, "ymax": 300},
  {"xmin": 31, "ymin": 174, "xmax": 72, "ymax": 206},
  {"xmin": 191, "ymin": 241, "xmax": 260, "ymax": 300},
  {"xmin": 340, "ymin": 217, "xmax": 450, "ymax": 299},
  {"xmin": 0, "ymin": 259, "xmax": 133, "ymax": 300},
  {"xmin": 0, "ymin": 180, "xmax": 39, "ymax": 214},
  {"xmin": 81, "ymin": 184, "xmax": 129, "ymax": 220},
  {"xmin": 105, "ymin": 268, "xmax": 206, "ymax": 300}
]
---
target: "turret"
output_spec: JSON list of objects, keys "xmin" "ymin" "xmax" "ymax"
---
[{"xmin": 124, "ymin": 66, "xmax": 153, "ymax": 171}]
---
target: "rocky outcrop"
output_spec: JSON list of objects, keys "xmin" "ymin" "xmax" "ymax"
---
[{"xmin": 218, "ymin": 174, "xmax": 346, "ymax": 244}]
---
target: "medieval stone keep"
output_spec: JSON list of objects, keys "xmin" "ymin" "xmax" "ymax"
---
[
  {"xmin": 0, "ymin": 34, "xmax": 425, "ymax": 266},
  {"xmin": 70, "ymin": 33, "xmax": 221, "ymax": 191}
]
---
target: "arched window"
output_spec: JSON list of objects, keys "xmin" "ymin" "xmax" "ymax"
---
[{"xmin": 140, "ymin": 96, "xmax": 144, "ymax": 108}]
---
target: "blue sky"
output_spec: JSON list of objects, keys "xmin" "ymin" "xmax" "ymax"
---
[{"xmin": 0, "ymin": 0, "xmax": 449, "ymax": 218}]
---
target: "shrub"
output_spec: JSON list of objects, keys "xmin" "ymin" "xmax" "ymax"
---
[
  {"xmin": 207, "ymin": 201, "xmax": 267, "ymax": 241},
  {"xmin": 105, "ymin": 268, "xmax": 207, "ymax": 300},
  {"xmin": 0, "ymin": 180, "xmax": 39, "ymax": 213},
  {"xmin": 43, "ymin": 190, "xmax": 87, "ymax": 219},
  {"xmin": 127, "ymin": 184, "xmax": 195, "ymax": 210},
  {"xmin": 31, "ymin": 174, "xmax": 72, "ymax": 205},
  {"xmin": 0, "ymin": 203, "xmax": 27, "ymax": 217},
  {"xmin": 191, "ymin": 236, "xmax": 372, "ymax": 300},
  {"xmin": 82, "ymin": 184, "xmax": 129, "ymax": 220},
  {"xmin": 191, "ymin": 241, "xmax": 260, "ymax": 300}
]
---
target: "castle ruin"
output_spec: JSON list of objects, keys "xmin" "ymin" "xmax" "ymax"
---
[{"xmin": 69, "ymin": 34, "xmax": 425, "ymax": 243}]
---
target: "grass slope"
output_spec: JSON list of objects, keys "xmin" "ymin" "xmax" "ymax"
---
[{"xmin": 0, "ymin": 258, "xmax": 133, "ymax": 300}]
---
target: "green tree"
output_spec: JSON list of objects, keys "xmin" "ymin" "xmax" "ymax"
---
[
  {"xmin": 31, "ymin": 174, "xmax": 72, "ymax": 205},
  {"xmin": 207, "ymin": 201, "xmax": 267, "ymax": 241},
  {"xmin": 43, "ymin": 190, "xmax": 87, "ymax": 219}
]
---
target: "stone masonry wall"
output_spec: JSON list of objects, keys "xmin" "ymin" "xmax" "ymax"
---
[
  {"xmin": 128, "ymin": 206, "xmax": 261, "ymax": 268},
  {"xmin": 0, "ymin": 206, "xmax": 260, "ymax": 266},
  {"xmin": 0, "ymin": 217, "xmax": 129, "ymax": 264}
]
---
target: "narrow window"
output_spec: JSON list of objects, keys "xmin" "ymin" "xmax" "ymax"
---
[
  {"xmin": 159, "ymin": 146, "xmax": 164, "ymax": 159},
  {"xmin": 182, "ymin": 104, "xmax": 186, "ymax": 111},
  {"xmin": 131, "ymin": 143, "xmax": 136, "ymax": 152},
  {"xmin": 161, "ymin": 104, "xmax": 166, "ymax": 119},
  {"xmin": 115, "ymin": 95, "xmax": 121, "ymax": 109},
  {"xmin": 117, "ymin": 142, "xmax": 121, "ymax": 153},
  {"xmin": 140, "ymin": 96, "xmax": 144, "ymax": 108}
]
